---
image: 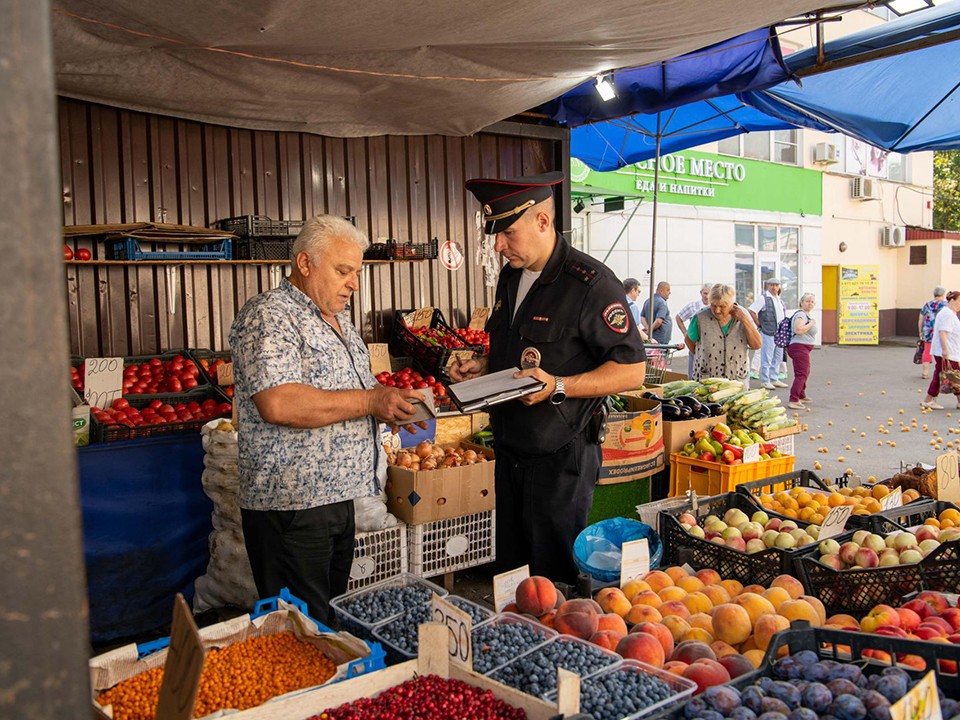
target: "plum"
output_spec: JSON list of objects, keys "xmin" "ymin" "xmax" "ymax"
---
[
  {"xmin": 828, "ymin": 663, "xmax": 862, "ymax": 684},
  {"xmin": 760, "ymin": 697, "xmax": 791, "ymax": 716},
  {"xmin": 730, "ymin": 707, "xmax": 759, "ymax": 720},
  {"xmin": 703, "ymin": 686, "xmax": 742, "ymax": 715},
  {"xmin": 758, "ymin": 677, "xmax": 776, "ymax": 692},
  {"xmin": 757, "ymin": 713, "xmax": 788, "ymax": 720},
  {"xmin": 828, "ymin": 695, "xmax": 867, "ymax": 720},
  {"xmin": 861, "ymin": 689, "xmax": 891, "ymax": 720},
  {"xmin": 803, "ymin": 663, "xmax": 831, "ymax": 683},
  {"xmin": 684, "ymin": 697, "xmax": 709, "ymax": 719},
  {"xmin": 767, "ymin": 682, "xmax": 802, "ymax": 710},
  {"xmin": 793, "ymin": 650, "xmax": 819, "ymax": 666},
  {"xmin": 942, "ymin": 699, "xmax": 960, "ymax": 720},
  {"xmin": 699, "ymin": 711, "xmax": 725, "ymax": 720},
  {"xmin": 789, "ymin": 709, "xmax": 819, "ymax": 720},
  {"xmin": 874, "ymin": 674, "xmax": 907, "ymax": 703},
  {"xmin": 827, "ymin": 679, "xmax": 860, "ymax": 698},
  {"xmin": 742, "ymin": 686, "xmax": 766, "ymax": 714},
  {"xmin": 801, "ymin": 682, "xmax": 833, "ymax": 713},
  {"xmin": 773, "ymin": 658, "xmax": 803, "ymax": 680}
]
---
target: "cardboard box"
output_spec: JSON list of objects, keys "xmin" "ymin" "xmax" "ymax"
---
[
  {"xmin": 662, "ymin": 413, "xmax": 727, "ymax": 458},
  {"xmin": 599, "ymin": 397, "xmax": 664, "ymax": 485},
  {"xmin": 386, "ymin": 442, "xmax": 495, "ymax": 524}
]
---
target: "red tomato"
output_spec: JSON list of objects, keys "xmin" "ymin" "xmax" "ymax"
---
[
  {"xmin": 148, "ymin": 400, "xmax": 163, "ymax": 410},
  {"xmin": 414, "ymin": 381, "xmax": 428, "ymax": 389},
  {"xmin": 182, "ymin": 376, "xmax": 197, "ymax": 389},
  {"xmin": 424, "ymin": 376, "xmax": 436, "ymax": 385},
  {"xmin": 167, "ymin": 378, "xmax": 182, "ymax": 392},
  {"xmin": 216, "ymin": 403, "xmax": 232, "ymax": 415},
  {"xmin": 201, "ymin": 399, "xmax": 217, "ymax": 411},
  {"xmin": 64, "ymin": 245, "xmax": 74, "ymax": 260},
  {"xmin": 187, "ymin": 401, "xmax": 201, "ymax": 413},
  {"xmin": 75, "ymin": 248, "xmax": 92, "ymax": 261},
  {"xmin": 112, "ymin": 398, "xmax": 130, "ymax": 411}
]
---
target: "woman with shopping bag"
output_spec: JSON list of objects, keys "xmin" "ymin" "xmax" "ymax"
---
[{"xmin": 921, "ymin": 290, "xmax": 960, "ymax": 410}]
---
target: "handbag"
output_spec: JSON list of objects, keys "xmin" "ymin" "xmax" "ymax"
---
[
  {"xmin": 913, "ymin": 340, "xmax": 924, "ymax": 365},
  {"xmin": 940, "ymin": 365, "xmax": 960, "ymax": 395}
]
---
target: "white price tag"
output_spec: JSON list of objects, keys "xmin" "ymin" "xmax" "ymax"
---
[
  {"xmin": 818, "ymin": 505, "xmax": 854, "ymax": 540},
  {"xmin": 368, "ymin": 343, "xmax": 391, "ymax": 376},
  {"xmin": 742, "ymin": 443, "xmax": 761, "ymax": 464},
  {"xmin": 468, "ymin": 307, "xmax": 491, "ymax": 330},
  {"xmin": 937, "ymin": 452, "xmax": 960, "ymax": 504},
  {"xmin": 83, "ymin": 357, "xmax": 124, "ymax": 409},
  {"xmin": 620, "ymin": 539, "xmax": 650, "ymax": 588},
  {"xmin": 349, "ymin": 556, "xmax": 376, "ymax": 581},
  {"xmin": 890, "ymin": 671, "xmax": 941, "ymax": 720},
  {"xmin": 431, "ymin": 594, "xmax": 472, "ymax": 669},
  {"xmin": 493, "ymin": 565, "xmax": 530, "ymax": 612},
  {"xmin": 880, "ymin": 487, "xmax": 902, "ymax": 511}
]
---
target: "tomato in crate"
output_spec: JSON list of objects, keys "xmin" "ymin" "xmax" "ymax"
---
[{"xmin": 455, "ymin": 327, "xmax": 490, "ymax": 354}]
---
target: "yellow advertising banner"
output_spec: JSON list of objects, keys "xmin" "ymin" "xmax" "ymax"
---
[{"xmin": 838, "ymin": 265, "xmax": 879, "ymax": 345}]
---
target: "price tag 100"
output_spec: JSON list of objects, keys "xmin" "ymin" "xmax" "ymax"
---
[
  {"xmin": 890, "ymin": 670, "xmax": 941, "ymax": 720},
  {"xmin": 431, "ymin": 594, "xmax": 472, "ymax": 669},
  {"xmin": 493, "ymin": 565, "xmax": 530, "ymax": 612},
  {"xmin": 620, "ymin": 539, "xmax": 650, "ymax": 588},
  {"xmin": 937, "ymin": 452, "xmax": 960, "ymax": 504},
  {"xmin": 879, "ymin": 487, "xmax": 902, "ymax": 511},
  {"xmin": 818, "ymin": 505, "xmax": 854, "ymax": 540},
  {"xmin": 742, "ymin": 444, "xmax": 761, "ymax": 464},
  {"xmin": 83, "ymin": 357, "xmax": 124, "ymax": 409}
]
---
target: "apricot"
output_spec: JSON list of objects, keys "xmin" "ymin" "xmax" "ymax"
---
[
  {"xmin": 554, "ymin": 599, "xmax": 599, "ymax": 639},
  {"xmin": 711, "ymin": 603, "xmax": 752, "ymax": 646},
  {"xmin": 658, "ymin": 586, "xmax": 688, "ymax": 603},
  {"xmin": 594, "ymin": 587, "xmax": 622, "ymax": 605},
  {"xmin": 596, "ymin": 612, "xmax": 628, "ymax": 636},
  {"xmin": 660, "ymin": 600, "xmax": 692, "ymax": 620},
  {"xmin": 741, "ymin": 584, "xmax": 767, "ymax": 596},
  {"xmin": 800, "ymin": 595, "xmax": 827, "ymax": 625},
  {"xmin": 676, "ymin": 576, "xmax": 705, "ymax": 594},
  {"xmin": 631, "ymin": 591, "xmax": 662, "ymax": 609},
  {"xmin": 688, "ymin": 612, "xmax": 715, "ymax": 636},
  {"xmin": 664, "ymin": 565, "xmax": 690, "ymax": 583},
  {"xmin": 700, "ymin": 584, "xmax": 732, "ymax": 607},
  {"xmin": 826, "ymin": 613, "xmax": 860, "ymax": 629},
  {"xmin": 617, "ymin": 631, "xmax": 666, "ymax": 668},
  {"xmin": 710, "ymin": 640, "xmax": 738, "ymax": 659},
  {"xmin": 740, "ymin": 635, "xmax": 759, "ymax": 652},
  {"xmin": 631, "ymin": 621, "xmax": 674, "ymax": 658},
  {"xmin": 695, "ymin": 568, "xmax": 722, "ymax": 586},
  {"xmin": 598, "ymin": 590, "xmax": 632, "ymax": 619},
  {"xmin": 515, "ymin": 576, "xmax": 558, "ymax": 616},
  {"xmin": 661, "ymin": 615, "xmax": 692, "ymax": 642},
  {"xmin": 643, "ymin": 570, "xmax": 675, "ymax": 593},
  {"xmin": 682, "ymin": 591, "xmax": 713, "ymax": 616},
  {"xmin": 682, "ymin": 627, "xmax": 715, "ymax": 645},
  {"xmin": 778, "ymin": 599, "xmax": 821, "ymax": 627},
  {"xmin": 719, "ymin": 579, "xmax": 744, "ymax": 597},
  {"xmin": 761, "ymin": 587, "xmax": 792, "ymax": 611},
  {"xmin": 589, "ymin": 629, "xmax": 624, "ymax": 652},
  {"xmin": 734, "ymin": 593, "xmax": 776, "ymax": 627},
  {"xmin": 621, "ymin": 579, "xmax": 651, "ymax": 599},
  {"xmin": 663, "ymin": 660, "xmax": 689, "ymax": 675},
  {"xmin": 770, "ymin": 574, "xmax": 805, "ymax": 600},
  {"xmin": 624, "ymin": 604, "xmax": 662, "ymax": 626},
  {"xmin": 754, "ymin": 614, "xmax": 791, "ymax": 651},
  {"xmin": 743, "ymin": 649, "xmax": 766, "ymax": 668}
]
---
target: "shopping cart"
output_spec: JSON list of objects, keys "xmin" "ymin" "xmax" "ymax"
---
[{"xmin": 642, "ymin": 343, "xmax": 685, "ymax": 384}]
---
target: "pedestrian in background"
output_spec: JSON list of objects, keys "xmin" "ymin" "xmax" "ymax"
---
[
  {"xmin": 919, "ymin": 286, "xmax": 947, "ymax": 380},
  {"xmin": 685, "ymin": 284, "xmax": 761, "ymax": 383},
  {"xmin": 922, "ymin": 290, "xmax": 960, "ymax": 410},
  {"xmin": 786, "ymin": 293, "xmax": 817, "ymax": 410},
  {"xmin": 623, "ymin": 278, "xmax": 648, "ymax": 341},
  {"xmin": 749, "ymin": 278, "xmax": 788, "ymax": 390},
  {"xmin": 641, "ymin": 281, "xmax": 673, "ymax": 344},
  {"xmin": 677, "ymin": 283, "xmax": 710, "ymax": 379}
]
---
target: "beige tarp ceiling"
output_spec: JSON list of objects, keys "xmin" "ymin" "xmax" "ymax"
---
[{"xmin": 53, "ymin": 0, "xmax": 840, "ymax": 137}]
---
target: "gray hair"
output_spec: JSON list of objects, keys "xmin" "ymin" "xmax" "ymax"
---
[
  {"xmin": 709, "ymin": 283, "xmax": 736, "ymax": 304},
  {"xmin": 291, "ymin": 215, "xmax": 369, "ymax": 269},
  {"xmin": 934, "ymin": 286, "xmax": 947, "ymax": 298},
  {"xmin": 700, "ymin": 283, "xmax": 712, "ymax": 292},
  {"xmin": 800, "ymin": 292, "xmax": 816, "ymax": 306}
]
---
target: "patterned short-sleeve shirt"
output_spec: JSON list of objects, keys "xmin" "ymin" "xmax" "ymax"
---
[{"xmin": 229, "ymin": 278, "xmax": 379, "ymax": 511}]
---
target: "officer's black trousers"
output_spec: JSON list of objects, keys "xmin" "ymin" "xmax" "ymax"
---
[
  {"xmin": 494, "ymin": 433, "xmax": 600, "ymax": 585},
  {"xmin": 241, "ymin": 500, "xmax": 355, "ymax": 626}
]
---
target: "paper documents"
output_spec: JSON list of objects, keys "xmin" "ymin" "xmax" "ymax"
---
[{"xmin": 448, "ymin": 368, "xmax": 545, "ymax": 413}]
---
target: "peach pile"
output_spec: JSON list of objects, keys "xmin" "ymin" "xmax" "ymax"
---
[{"xmin": 754, "ymin": 484, "xmax": 920, "ymax": 525}]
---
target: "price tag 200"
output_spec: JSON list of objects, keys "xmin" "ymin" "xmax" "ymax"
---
[
  {"xmin": 83, "ymin": 357, "xmax": 124, "ymax": 409},
  {"xmin": 879, "ymin": 487, "xmax": 902, "ymax": 511},
  {"xmin": 493, "ymin": 565, "xmax": 530, "ymax": 612},
  {"xmin": 937, "ymin": 452, "xmax": 960, "ymax": 504},
  {"xmin": 890, "ymin": 670, "xmax": 941, "ymax": 720},
  {"xmin": 818, "ymin": 505, "xmax": 854, "ymax": 540},
  {"xmin": 620, "ymin": 538, "xmax": 650, "ymax": 588},
  {"xmin": 431, "ymin": 594, "xmax": 472, "ymax": 669},
  {"xmin": 742, "ymin": 444, "xmax": 761, "ymax": 464}
]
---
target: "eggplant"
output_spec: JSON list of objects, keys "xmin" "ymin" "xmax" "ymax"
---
[
  {"xmin": 660, "ymin": 403, "xmax": 683, "ymax": 421},
  {"xmin": 642, "ymin": 391, "xmax": 661, "ymax": 401},
  {"xmin": 677, "ymin": 405, "xmax": 693, "ymax": 420},
  {"xmin": 675, "ymin": 395, "xmax": 703, "ymax": 414},
  {"xmin": 704, "ymin": 402, "xmax": 724, "ymax": 417}
]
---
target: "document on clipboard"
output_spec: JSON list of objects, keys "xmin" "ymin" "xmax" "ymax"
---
[{"xmin": 447, "ymin": 368, "xmax": 546, "ymax": 413}]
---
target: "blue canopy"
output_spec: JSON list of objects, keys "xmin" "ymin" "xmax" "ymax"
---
[
  {"xmin": 743, "ymin": 1, "xmax": 960, "ymax": 153},
  {"xmin": 536, "ymin": 27, "xmax": 792, "ymax": 126}
]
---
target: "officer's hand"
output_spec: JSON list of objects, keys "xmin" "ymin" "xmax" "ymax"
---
[
  {"xmin": 514, "ymin": 367, "xmax": 555, "ymax": 406},
  {"xmin": 368, "ymin": 385, "xmax": 423, "ymax": 425},
  {"xmin": 449, "ymin": 356, "xmax": 486, "ymax": 382}
]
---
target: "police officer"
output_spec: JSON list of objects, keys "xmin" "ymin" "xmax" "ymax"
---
[{"xmin": 450, "ymin": 172, "xmax": 647, "ymax": 584}]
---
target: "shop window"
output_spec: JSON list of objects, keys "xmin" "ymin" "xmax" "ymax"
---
[
  {"xmin": 735, "ymin": 253, "xmax": 756, "ymax": 306},
  {"xmin": 735, "ymin": 224, "xmax": 755, "ymax": 249},
  {"xmin": 718, "ymin": 130, "xmax": 800, "ymax": 166},
  {"xmin": 733, "ymin": 223, "xmax": 801, "ymax": 308},
  {"xmin": 910, "ymin": 245, "xmax": 927, "ymax": 265},
  {"xmin": 952, "ymin": 245, "xmax": 960, "ymax": 264},
  {"xmin": 759, "ymin": 226, "xmax": 777, "ymax": 252}
]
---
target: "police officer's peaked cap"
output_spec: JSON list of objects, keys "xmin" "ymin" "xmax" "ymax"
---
[{"xmin": 465, "ymin": 171, "xmax": 564, "ymax": 234}]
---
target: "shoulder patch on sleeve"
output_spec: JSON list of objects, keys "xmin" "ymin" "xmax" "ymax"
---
[
  {"xmin": 602, "ymin": 302, "xmax": 630, "ymax": 334},
  {"xmin": 564, "ymin": 260, "xmax": 600, "ymax": 285}
]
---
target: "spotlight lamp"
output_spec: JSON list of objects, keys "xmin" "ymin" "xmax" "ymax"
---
[
  {"xmin": 573, "ymin": 199, "xmax": 586, "ymax": 213},
  {"xmin": 595, "ymin": 74, "xmax": 617, "ymax": 102}
]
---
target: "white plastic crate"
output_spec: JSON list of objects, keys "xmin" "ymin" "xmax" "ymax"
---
[
  {"xmin": 347, "ymin": 524, "xmax": 408, "ymax": 592},
  {"xmin": 408, "ymin": 510, "xmax": 496, "ymax": 577},
  {"xmin": 769, "ymin": 434, "xmax": 795, "ymax": 456}
]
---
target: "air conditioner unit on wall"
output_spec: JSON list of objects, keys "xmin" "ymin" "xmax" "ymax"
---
[
  {"xmin": 880, "ymin": 225, "xmax": 906, "ymax": 248},
  {"xmin": 813, "ymin": 142, "xmax": 839, "ymax": 164},
  {"xmin": 851, "ymin": 177, "xmax": 879, "ymax": 201}
]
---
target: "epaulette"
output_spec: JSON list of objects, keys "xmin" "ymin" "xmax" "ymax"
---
[{"xmin": 564, "ymin": 259, "xmax": 600, "ymax": 286}]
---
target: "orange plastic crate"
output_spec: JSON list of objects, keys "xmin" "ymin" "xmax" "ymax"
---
[{"xmin": 668, "ymin": 453, "xmax": 796, "ymax": 497}]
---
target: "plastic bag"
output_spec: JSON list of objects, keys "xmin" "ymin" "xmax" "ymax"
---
[{"xmin": 573, "ymin": 517, "xmax": 663, "ymax": 583}]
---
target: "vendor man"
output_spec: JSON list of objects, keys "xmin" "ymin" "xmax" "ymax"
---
[
  {"xmin": 450, "ymin": 172, "xmax": 647, "ymax": 584},
  {"xmin": 230, "ymin": 215, "xmax": 424, "ymax": 624}
]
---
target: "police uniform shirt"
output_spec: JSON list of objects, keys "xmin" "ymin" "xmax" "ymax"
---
[{"xmin": 485, "ymin": 234, "xmax": 647, "ymax": 457}]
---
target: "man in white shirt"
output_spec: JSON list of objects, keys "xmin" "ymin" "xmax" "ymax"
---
[
  {"xmin": 749, "ymin": 278, "xmax": 788, "ymax": 390},
  {"xmin": 677, "ymin": 283, "xmax": 711, "ymax": 379}
]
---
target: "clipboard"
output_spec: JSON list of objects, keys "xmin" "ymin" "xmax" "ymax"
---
[{"xmin": 447, "ymin": 367, "xmax": 546, "ymax": 413}]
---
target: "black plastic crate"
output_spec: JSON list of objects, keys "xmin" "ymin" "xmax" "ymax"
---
[
  {"xmin": 364, "ymin": 238, "xmax": 439, "ymax": 261},
  {"xmin": 658, "ymin": 492, "xmax": 819, "ymax": 588},
  {"xmin": 233, "ymin": 237, "xmax": 295, "ymax": 260},
  {"xmin": 867, "ymin": 498, "xmax": 959, "ymax": 533},
  {"xmin": 188, "ymin": 348, "xmax": 233, "ymax": 387},
  {"xmin": 215, "ymin": 215, "xmax": 305, "ymax": 238},
  {"xmin": 388, "ymin": 308, "xmax": 485, "ymax": 382},
  {"xmin": 89, "ymin": 386, "xmax": 231, "ymax": 444}
]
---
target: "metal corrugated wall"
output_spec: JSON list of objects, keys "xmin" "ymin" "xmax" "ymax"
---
[{"xmin": 60, "ymin": 99, "xmax": 566, "ymax": 356}]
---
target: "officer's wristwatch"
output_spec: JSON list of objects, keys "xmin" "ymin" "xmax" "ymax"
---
[{"xmin": 550, "ymin": 376, "xmax": 567, "ymax": 405}]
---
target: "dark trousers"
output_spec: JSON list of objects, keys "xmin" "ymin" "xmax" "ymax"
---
[
  {"xmin": 787, "ymin": 343, "xmax": 812, "ymax": 402},
  {"xmin": 240, "ymin": 500, "xmax": 355, "ymax": 626},
  {"xmin": 494, "ymin": 434, "xmax": 599, "ymax": 585}
]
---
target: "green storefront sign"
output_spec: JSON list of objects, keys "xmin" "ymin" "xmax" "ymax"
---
[{"xmin": 572, "ymin": 150, "xmax": 822, "ymax": 216}]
